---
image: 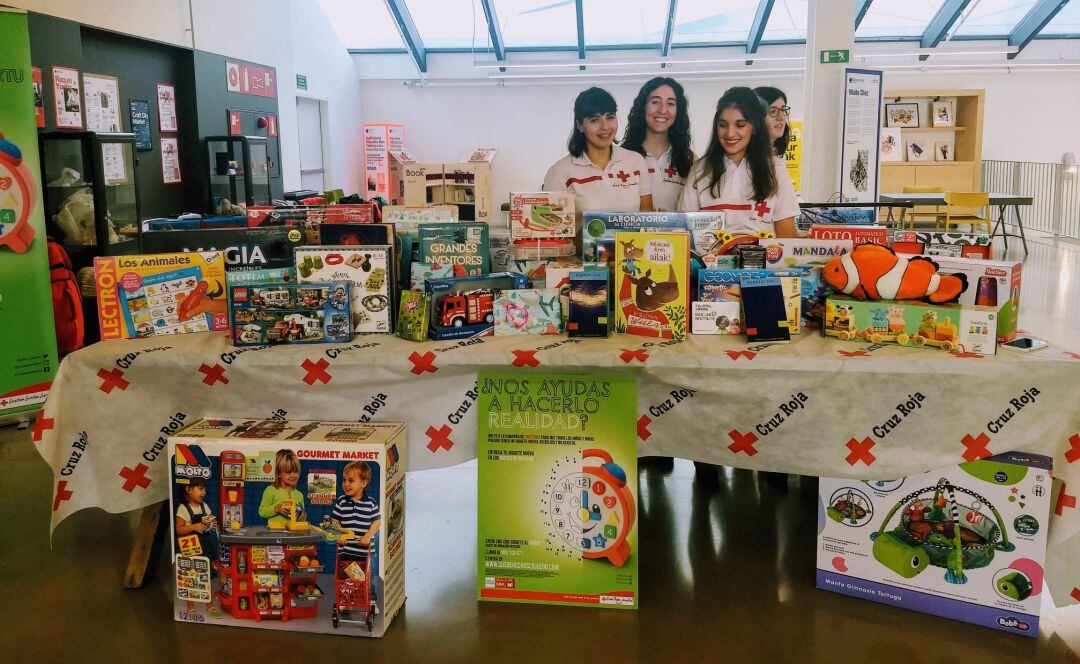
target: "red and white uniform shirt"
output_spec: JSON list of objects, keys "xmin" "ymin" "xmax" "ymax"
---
[
  {"xmin": 643, "ymin": 147, "xmax": 686, "ymax": 212},
  {"xmin": 543, "ymin": 145, "xmax": 650, "ymax": 212},
  {"xmin": 676, "ymin": 156, "xmax": 798, "ymax": 235}
]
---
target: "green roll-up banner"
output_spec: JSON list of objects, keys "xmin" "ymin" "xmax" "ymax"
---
[{"xmin": 0, "ymin": 9, "xmax": 58, "ymax": 418}]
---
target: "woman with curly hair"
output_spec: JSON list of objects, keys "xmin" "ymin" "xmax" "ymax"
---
[{"xmin": 621, "ymin": 77, "xmax": 693, "ymax": 211}]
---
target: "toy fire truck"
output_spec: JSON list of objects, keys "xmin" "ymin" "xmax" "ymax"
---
[{"xmin": 439, "ymin": 289, "xmax": 494, "ymax": 327}]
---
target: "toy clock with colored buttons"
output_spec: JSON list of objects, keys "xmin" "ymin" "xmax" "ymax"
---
[
  {"xmin": 0, "ymin": 133, "xmax": 37, "ymax": 253},
  {"xmin": 541, "ymin": 448, "xmax": 636, "ymax": 568}
]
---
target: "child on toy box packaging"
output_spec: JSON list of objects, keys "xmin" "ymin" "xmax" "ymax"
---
[
  {"xmin": 332, "ymin": 461, "xmax": 383, "ymax": 568},
  {"xmin": 259, "ymin": 449, "xmax": 306, "ymax": 527},
  {"xmin": 174, "ymin": 478, "xmax": 221, "ymax": 617}
]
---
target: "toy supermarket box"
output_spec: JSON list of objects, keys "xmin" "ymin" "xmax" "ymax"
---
[
  {"xmin": 909, "ymin": 254, "xmax": 1022, "ymax": 342},
  {"xmin": 168, "ymin": 418, "xmax": 406, "ymax": 637},
  {"xmin": 94, "ymin": 252, "xmax": 229, "ymax": 339},
  {"xmin": 824, "ymin": 294, "xmax": 998, "ymax": 355},
  {"xmin": 817, "ymin": 452, "xmax": 1052, "ymax": 637},
  {"xmin": 230, "ymin": 282, "xmax": 353, "ymax": 346}
]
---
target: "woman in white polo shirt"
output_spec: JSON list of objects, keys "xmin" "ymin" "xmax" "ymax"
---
[
  {"xmin": 677, "ymin": 86, "xmax": 799, "ymax": 238},
  {"xmin": 544, "ymin": 87, "xmax": 653, "ymax": 212},
  {"xmin": 621, "ymin": 77, "xmax": 693, "ymax": 211}
]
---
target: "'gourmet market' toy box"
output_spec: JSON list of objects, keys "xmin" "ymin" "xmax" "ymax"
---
[
  {"xmin": 824, "ymin": 294, "xmax": 998, "ymax": 355},
  {"xmin": 94, "ymin": 252, "xmax": 229, "ymax": 339},
  {"xmin": 295, "ymin": 246, "xmax": 393, "ymax": 334},
  {"xmin": 168, "ymin": 418, "xmax": 406, "ymax": 637},
  {"xmin": 230, "ymin": 282, "xmax": 353, "ymax": 346},
  {"xmin": 817, "ymin": 452, "xmax": 1051, "ymax": 637},
  {"xmin": 906, "ymin": 254, "xmax": 1022, "ymax": 342}
]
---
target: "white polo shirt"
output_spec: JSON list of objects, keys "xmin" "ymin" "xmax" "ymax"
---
[
  {"xmin": 676, "ymin": 155, "xmax": 798, "ymax": 235},
  {"xmin": 543, "ymin": 145, "xmax": 650, "ymax": 212},
  {"xmin": 643, "ymin": 146, "xmax": 686, "ymax": 212}
]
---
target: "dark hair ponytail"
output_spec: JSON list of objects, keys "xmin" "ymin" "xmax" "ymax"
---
[
  {"xmin": 568, "ymin": 87, "xmax": 618, "ymax": 158},
  {"xmin": 622, "ymin": 77, "xmax": 693, "ymax": 178},
  {"xmin": 694, "ymin": 86, "xmax": 777, "ymax": 203},
  {"xmin": 753, "ymin": 86, "xmax": 791, "ymax": 156}
]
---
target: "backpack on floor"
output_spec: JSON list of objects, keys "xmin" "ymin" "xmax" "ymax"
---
[{"xmin": 47, "ymin": 238, "xmax": 84, "ymax": 357}]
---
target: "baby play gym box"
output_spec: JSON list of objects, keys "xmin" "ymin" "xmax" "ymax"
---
[
  {"xmin": 817, "ymin": 452, "xmax": 1051, "ymax": 637},
  {"xmin": 169, "ymin": 418, "xmax": 406, "ymax": 637}
]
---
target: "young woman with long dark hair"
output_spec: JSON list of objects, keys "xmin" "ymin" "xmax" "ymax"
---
[
  {"xmin": 621, "ymin": 77, "xmax": 693, "ymax": 211},
  {"xmin": 544, "ymin": 87, "xmax": 652, "ymax": 212},
  {"xmin": 677, "ymin": 86, "xmax": 798, "ymax": 238}
]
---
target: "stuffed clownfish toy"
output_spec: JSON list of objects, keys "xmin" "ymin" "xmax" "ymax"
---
[{"xmin": 822, "ymin": 244, "xmax": 967, "ymax": 303}]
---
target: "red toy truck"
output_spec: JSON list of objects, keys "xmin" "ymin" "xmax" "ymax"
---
[{"xmin": 439, "ymin": 290, "xmax": 494, "ymax": 327}]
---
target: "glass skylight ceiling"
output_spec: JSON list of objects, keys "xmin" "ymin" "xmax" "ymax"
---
[
  {"xmin": 954, "ymin": 1, "xmax": 1038, "ymax": 37},
  {"xmin": 856, "ymin": 0, "xmax": 946, "ymax": 39},
  {"xmin": 671, "ymin": 0, "xmax": 761, "ymax": 44}
]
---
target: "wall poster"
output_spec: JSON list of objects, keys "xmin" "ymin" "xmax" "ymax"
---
[{"xmin": 838, "ymin": 68, "xmax": 883, "ymax": 203}]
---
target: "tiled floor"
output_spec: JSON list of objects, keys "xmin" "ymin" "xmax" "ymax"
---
[{"xmin": 2, "ymin": 232, "xmax": 1078, "ymax": 662}]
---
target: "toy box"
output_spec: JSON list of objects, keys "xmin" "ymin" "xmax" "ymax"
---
[
  {"xmin": 810, "ymin": 224, "xmax": 889, "ymax": 246},
  {"xmin": 169, "ymin": 418, "xmax": 406, "ymax": 637},
  {"xmin": 493, "ymin": 288, "xmax": 562, "ymax": 335},
  {"xmin": 824, "ymin": 294, "xmax": 998, "ymax": 355},
  {"xmin": 509, "ymin": 191, "xmax": 575, "ymax": 240},
  {"xmin": 396, "ymin": 290, "xmax": 430, "ymax": 341},
  {"xmin": 409, "ymin": 261, "xmax": 454, "ymax": 291},
  {"xmin": 581, "ymin": 211, "xmax": 724, "ymax": 262},
  {"xmin": 691, "ymin": 300, "xmax": 742, "ymax": 335},
  {"xmin": 94, "ymin": 252, "xmax": 230, "ymax": 339},
  {"xmin": 907, "ymin": 254, "xmax": 1021, "ymax": 342},
  {"xmin": 890, "ymin": 231, "xmax": 992, "ymax": 260},
  {"xmin": 817, "ymin": 452, "xmax": 1051, "ymax": 637},
  {"xmin": 544, "ymin": 259, "xmax": 585, "ymax": 321},
  {"xmin": 698, "ymin": 269, "xmax": 801, "ymax": 334},
  {"xmin": 403, "ymin": 159, "xmax": 494, "ymax": 222},
  {"xmin": 425, "ymin": 272, "xmax": 529, "ymax": 340},
  {"xmin": 230, "ymin": 283, "xmax": 353, "ymax": 346},
  {"xmin": 418, "ymin": 222, "xmax": 490, "ymax": 276},
  {"xmin": 567, "ymin": 270, "xmax": 610, "ymax": 337},
  {"xmin": 295, "ymin": 247, "xmax": 392, "ymax": 334},
  {"xmin": 614, "ymin": 231, "xmax": 690, "ymax": 340},
  {"xmin": 763, "ymin": 238, "xmax": 853, "ymax": 268},
  {"xmin": 140, "ymin": 227, "xmax": 304, "ymax": 286}
]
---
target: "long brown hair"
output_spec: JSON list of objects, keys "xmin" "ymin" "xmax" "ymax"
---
[{"xmin": 694, "ymin": 86, "xmax": 777, "ymax": 203}]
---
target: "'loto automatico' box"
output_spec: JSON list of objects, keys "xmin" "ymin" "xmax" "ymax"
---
[
  {"xmin": 817, "ymin": 452, "xmax": 1051, "ymax": 637},
  {"xmin": 169, "ymin": 418, "xmax": 406, "ymax": 637}
]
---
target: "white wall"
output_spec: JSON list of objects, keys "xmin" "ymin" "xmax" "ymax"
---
[{"xmin": 13, "ymin": 0, "xmax": 364, "ymax": 194}]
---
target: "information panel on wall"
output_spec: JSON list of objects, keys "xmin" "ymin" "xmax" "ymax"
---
[{"xmin": 838, "ymin": 68, "xmax": 883, "ymax": 203}]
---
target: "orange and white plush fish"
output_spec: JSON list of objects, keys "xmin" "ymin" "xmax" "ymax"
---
[{"xmin": 822, "ymin": 244, "xmax": 967, "ymax": 303}]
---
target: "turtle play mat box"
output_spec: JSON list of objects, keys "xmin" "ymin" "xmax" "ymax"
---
[
  {"xmin": 477, "ymin": 373, "xmax": 638, "ymax": 609},
  {"xmin": 168, "ymin": 418, "xmax": 406, "ymax": 637},
  {"xmin": 824, "ymin": 295, "xmax": 998, "ymax": 355},
  {"xmin": 94, "ymin": 252, "xmax": 230, "ymax": 339},
  {"xmin": 816, "ymin": 452, "xmax": 1052, "ymax": 637}
]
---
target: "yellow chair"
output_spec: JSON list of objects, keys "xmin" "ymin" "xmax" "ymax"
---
[
  {"xmin": 902, "ymin": 186, "xmax": 945, "ymax": 230},
  {"xmin": 940, "ymin": 192, "xmax": 992, "ymax": 234}
]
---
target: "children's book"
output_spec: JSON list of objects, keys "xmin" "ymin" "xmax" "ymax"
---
[
  {"xmin": 567, "ymin": 270, "xmax": 609, "ymax": 338},
  {"xmin": 613, "ymin": 230, "xmax": 689, "ymax": 340},
  {"xmin": 493, "ymin": 288, "xmax": 562, "ymax": 335},
  {"xmin": 418, "ymin": 222, "xmax": 490, "ymax": 276},
  {"xmin": 740, "ymin": 276, "xmax": 791, "ymax": 343}
]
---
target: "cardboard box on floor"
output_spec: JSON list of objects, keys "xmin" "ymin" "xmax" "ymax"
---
[
  {"xmin": 169, "ymin": 418, "xmax": 406, "ymax": 637},
  {"xmin": 817, "ymin": 452, "xmax": 1051, "ymax": 637}
]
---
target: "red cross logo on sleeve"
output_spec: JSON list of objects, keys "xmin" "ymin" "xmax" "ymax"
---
[
  {"xmin": 1065, "ymin": 434, "xmax": 1080, "ymax": 464},
  {"xmin": 754, "ymin": 200, "xmax": 771, "ymax": 218},
  {"xmin": 845, "ymin": 437, "xmax": 876, "ymax": 466},
  {"xmin": 615, "ymin": 170, "xmax": 630, "ymax": 183},
  {"xmin": 664, "ymin": 166, "xmax": 677, "ymax": 178}
]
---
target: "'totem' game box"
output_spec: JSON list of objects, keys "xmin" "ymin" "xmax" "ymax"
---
[
  {"xmin": 168, "ymin": 418, "xmax": 406, "ymax": 637},
  {"xmin": 94, "ymin": 252, "xmax": 229, "ymax": 339},
  {"xmin": 817, "ymin": 452, "xmax": 1051, "ymax": 637}
]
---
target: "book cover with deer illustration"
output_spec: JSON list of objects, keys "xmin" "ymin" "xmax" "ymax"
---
[{"xmin": 614, "ymin": 231, "xmax": 689, "ymax": 340}]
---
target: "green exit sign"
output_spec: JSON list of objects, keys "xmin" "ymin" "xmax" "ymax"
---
[
  {"xmin": 820, "ymin": 49, "xmax": 850, "ymax": 64},
  {"xmin": 296, "ymin": 74, "xmax": 308, "ymax": 90}
]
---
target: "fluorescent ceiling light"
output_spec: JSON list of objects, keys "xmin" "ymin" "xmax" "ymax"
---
[
  {"xmin": 488, "ymin": 67, "xmax": 805, "ymax": 80},
  {"xmin": 473, "ymin": 55, "xmax": 806, "ymax": 69}
]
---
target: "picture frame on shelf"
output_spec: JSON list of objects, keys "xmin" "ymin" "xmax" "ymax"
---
[
  {"xmin": 879, "ymin": 127, "xmax": 903, "ymax": 162},
  {"xmin": 932, "ymin": 100, "xmax": 955, "ymax": 127},
  {"xmin": 907, "ymin": 140, "xmax": 930, "ymax": 162},
  {"xmin": 935, "ymin": 140, "xmax": 955, "ymax": 162},
  {"xmin": 886, "ymin": 103, "xmax": 919, "ymax": 128}
]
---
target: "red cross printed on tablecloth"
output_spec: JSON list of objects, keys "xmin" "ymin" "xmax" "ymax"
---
[
  {"xmin": 32, "ymin": 416, "xmax": 54, "ymax": 442},
  {"xmin": 664, "ymin": 166, "xmax": 677, "ymax": 178},
  {"xmin": 1066, "ymin": 434, "xmax": 1080, "ymax": 464},
  {"xmin": 119, "ymin": 463, "xmax": 152, "ymax": 493},
  {"xmin": 301, "ymin": 358, "xmax": 332, "ymax": 385},
  {"xmin": 754, "ymin": 200, "xmax": 771, "ymax": 217},
  {"xmin": 409, "ymin": 351, "xmax": 438, "ymax": 375},
  {"xmin": 725, "ymin": 350, "xmax": 757, "ymax": 361},
  {"xmin": 727, "ymin": 429, "xmax": 759, "ymax": 456},
  {"xmin": 1066, "ymin": 352, "xmax": 1080, "ymax": 361},
  {"xmin": 845, "ymin": 437, "xmax": 876, "ymax": 466},
  {"xmin": 961, "ymin": 432, "xmax": 992, "ymax": 462},
  {"xmin": 837, "ymin": 350, "xmax": 868, "ymax": 357},
  {"xmin": 1071, "ymin": 588, "xmax": 1080, "ymax": 603},
  {"xmin": 97, "ymin": 368, "xmax": 130, "ymax": 393},
  {"xmin": 426, "ymin": 425, "xmax": 454, "ymax": 453},
  {"xmin": 511, "ymin": 350, "xmax": 540, "ymax": 368},
  {"xmin": 637, "ymin": 415, "xmax": 653, "ymax": 441},
  {"xmin": 53, "ymin": 481, "xmax": 73, "ymax": 512},
  {"xmin": 198, "ymin": 363, "xmax": 229, "ymax": 386},
  {"xmin": 1056, "ymin": 483, "xmax": 1076, "ymax": 516},
  {"xmin": 949, "ymin": 350, "xmax": 983, "ymax": 359},
  {"xmin": 615, "ymin": 170, "xmax": 630, "ymax": 183},
  {"xmin": 620, "ymin": 348, "xmax": 649, "ymax": 364}
]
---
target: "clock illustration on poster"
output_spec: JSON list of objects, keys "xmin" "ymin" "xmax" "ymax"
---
[
  {"xmin": 0, "ymin": 133, "xmax": 36, "ymax": 253},
  {"xmin": 541, "ymin": 448, "xmax": 636, "ymax": 567}
]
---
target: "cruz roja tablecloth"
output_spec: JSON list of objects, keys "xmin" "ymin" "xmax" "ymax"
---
[{"xmin": 34, "ymin": 331, "xmax": 1080, "ymax": 606}]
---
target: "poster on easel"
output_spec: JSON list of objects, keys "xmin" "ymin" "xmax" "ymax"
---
[
  {"xmin": 477, "ymin": 373, "xmax": 638, "ymax": 609},
  {"xmin": 0, "ymin": 9, "xmax": 59, "ymax": 417},
  {"xmin": 838, "ymin": 68, "xmax": 882, "ymax": 203},
  {"xmin": 83, "ymin": 73, "xmax": 121, "ymax": 132},
  {"xmin": 784, "ymin": 119, "xmax": 803, "ymax": 193},
  {"xmin": 160, "ymin": 136, "xmax": 181, "ymax": 184},
  {"xmin": 51, "ymin": 65, "xmax": 82, "ymax": 129},
  {"xmin": 362, "ymin": 123, "xmax": 405, "ymax": 202},
  {"xmin": 157, "ymin": 83, "xmax": 177, "ymax": 132}
]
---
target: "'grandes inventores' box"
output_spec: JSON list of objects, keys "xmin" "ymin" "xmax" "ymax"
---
[
  {"xmin": 169, "ymin": 418, "xmax": 406, "ymax": 637},
  {"xmin": 817, "ymin": 452, "xmax": 1051, "ymax": 637}
]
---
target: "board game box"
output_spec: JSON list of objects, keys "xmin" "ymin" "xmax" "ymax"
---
[
  {"xmin": 295, "ymin": 247, "xmax": 393, "ymax": 334},
  {"xmin": 230, "ymin": 283, "xmax": 353, "ymax": 346},
  {"xmin": 582, "ymin": 211, "xmax": 724, "ymax": 262},
  {"xmin": 418, "ymin": 222, "xmax": 490, "ymax": 276},
  {"xmin": 139, "ymin": 226, "xmax": 304, "ymax": 286}
]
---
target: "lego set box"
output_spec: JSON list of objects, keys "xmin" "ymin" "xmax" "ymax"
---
[
  {"xmin": 230, "ymin": 283, "xmax": 353, "ymax": 346},
  {"xmin": 169, "ymin": 418, "xmax": 406, "ymax": 637},
  {"xmin": 817, "ymin": 452, "xmax": 1051, "ymax": 637}
]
